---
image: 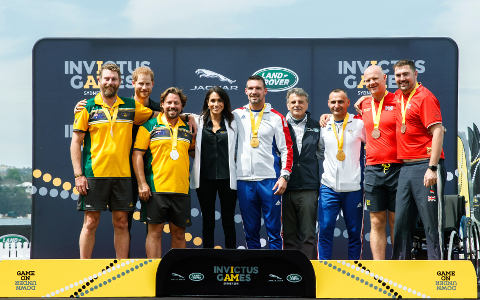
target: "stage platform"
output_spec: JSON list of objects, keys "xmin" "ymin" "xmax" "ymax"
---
[{"xmin": 0, "ymin": 249, "xmax": 477, "ymax": 298}]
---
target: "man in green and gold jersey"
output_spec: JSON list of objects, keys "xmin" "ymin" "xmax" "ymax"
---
[
  {"xmin": 71, "ymin": 63, "xmax": 153, "ymax": 259},
  {"xmin": 133, "ymin": 87, "xmax": 195, "ymax": 259}
]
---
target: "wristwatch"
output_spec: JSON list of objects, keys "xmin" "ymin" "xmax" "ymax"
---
[
  {"xmin": 281, "ymin": 175, "xmax": 290, "ymax": 182},
  {"xmin": 428, "ymin": 165, "xmax": 438, "ymax": 172}
]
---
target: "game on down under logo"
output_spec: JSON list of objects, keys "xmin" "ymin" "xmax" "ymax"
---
[{"xmin": 253, "ymin": 67, "xmax": 299, "ymax": 92}]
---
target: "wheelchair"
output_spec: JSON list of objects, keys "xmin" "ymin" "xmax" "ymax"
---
[{"xmin": 411, "ymin": 195, "xmax": 480, "ymax": 282}]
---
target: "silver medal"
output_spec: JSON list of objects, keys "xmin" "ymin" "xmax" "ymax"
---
[{"xmin": 170, "ymin": 149, "xmax": 179, "ymax": 160}]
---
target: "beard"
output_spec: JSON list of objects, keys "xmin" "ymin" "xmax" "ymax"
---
[
  {"xmin": 101, "ymin": 84, "xmax": 119, "ymax": 97},
  {"xmin": 165, "ymin": 108, "xmax": 180, "ymax": 119},
  {"xmin": 135, "ymin": 88, "xmax": 151, "ymax": 99},
  {"xmin": 397, "ymin": 80, "xmax": 414, "ymax": 93},
  {"xmin": 249, "ymin": 95, "xmax": 263, "ymax": 105}
]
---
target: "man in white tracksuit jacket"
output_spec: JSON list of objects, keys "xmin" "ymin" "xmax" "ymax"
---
[
  {"xmin": 318, "ymin": 88, "xmax": 366, "ymax": 260},
  {"xmin": 234, "ymin": 75, "xmax": 293, "ymax": 249}
]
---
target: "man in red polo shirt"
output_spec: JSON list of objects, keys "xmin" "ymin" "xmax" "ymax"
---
[
  {"xmin": 392, "ymin": 59, "xmax": 445, "ymax": 260},
  {"xmin": 359, "ymin": 65, "xmax": 402, "ymax": 260}
]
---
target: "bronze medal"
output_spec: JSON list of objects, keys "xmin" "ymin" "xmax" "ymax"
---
[
  {"xmin": 372, "ymin": 128, "xmax": 381, "ymax": 139},
  {"xmin": 400, "ymin": 84, "xmax": 419, "ymax": 135},
  {"xmin": 336, "ymin": 150, "xmax": 346, "ymax": 161},
  {"xmin": 250, "ymin": 137, "xmax": 259, "ymax": 148}
]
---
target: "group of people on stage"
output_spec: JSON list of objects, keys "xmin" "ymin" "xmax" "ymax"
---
[{"xmin": 70, "ymin": 58, "xmax": 445, "ymax": 261}]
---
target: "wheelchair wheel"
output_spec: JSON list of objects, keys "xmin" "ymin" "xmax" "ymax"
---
[
  {"xmin": 463, "ymin": 217, "xmax": 472, "ymax": 260},
  {"xmin": 470, "ymin": 223, "xmax": 480, "ymax": 282},
  {"xmin": 447, "ymin": 229, "xmax": 457, "ymax": 260}
]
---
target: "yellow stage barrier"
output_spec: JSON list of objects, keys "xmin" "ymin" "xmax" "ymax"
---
[
  {"xmin": 0, "ymin": 259, "xmax": 160, "ymax": 297},
  {"xmin": 312, "ymin": 260, "xmax": 477, "ymax": 298},
  {"xmin": 0, "ymin": 258, "xmax": 477, "ymax": 298}
]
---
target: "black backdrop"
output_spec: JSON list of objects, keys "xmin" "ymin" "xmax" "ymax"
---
[{"xmin": 32, "ymin": 38, "xmax": 458, "ymax": 258}]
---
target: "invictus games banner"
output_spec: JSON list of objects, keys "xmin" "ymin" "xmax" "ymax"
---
[
  {"xmin": 155, "ymin": 249, "xmax": 316, "ymax": 297},
  {"xmin": 32, "ymin": 38, "xmax": 458, "ymax": 259}
]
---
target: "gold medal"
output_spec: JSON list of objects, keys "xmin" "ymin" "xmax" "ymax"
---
[
  {"xmin": 336, "ymin": 150, "xmax": 346, "ymax": 161},
  {"xmin": 331, "ymin": 113, "xmax": 349, "ymax": 162},
  {"xmin": 372, "ymin": 128, "xmax": 381, "ymax": 139},
  {"xmin": 250, "ymin": 137, "xmax": 259, "ymax": 148},
  {"xmin": 401, "ymin": 123, "xmax": 407, "ymax": 134}
]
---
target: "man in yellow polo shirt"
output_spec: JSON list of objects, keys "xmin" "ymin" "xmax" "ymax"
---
[
  {"xmin": 71, "ymin": 63, "xmax": 153, "ymax": 259},
  {"xmin": 133, "ymin": 87, "xmax": 195, "ymax": 259}
]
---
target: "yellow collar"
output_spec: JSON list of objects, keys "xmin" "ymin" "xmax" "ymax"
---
[
  {"xmin": 94, "ymin": 94, "xmax": 124, "ymax": 108},
  {"xmin": 157, "ymin": 112, "xmax": 185, "ymax": 127}
]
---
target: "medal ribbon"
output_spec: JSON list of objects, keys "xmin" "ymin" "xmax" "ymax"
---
[
  {"xmin": 161, "ymin": 113, "xmax": 180, "ymax": 152},
  {"xmin": 331, "ymin": 113, "xmax": 349, "ymax": 154},
  {"xmin": 401, "ymin": 82, "xmax": 420, "ymax": 126},
  {"xmin": 371, "ymin": 91, "xmax": 388, "ymax": 130},
  {"xmin": 101, "ymin": 98, "xmax": 119, "ymax": 138},
  {"xmin": 250, "ymin": 104, "xmax": 266, "ymax": 140}
]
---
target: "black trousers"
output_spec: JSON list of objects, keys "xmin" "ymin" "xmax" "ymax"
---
[
  {"xmin": 282, "ymin": 189, "xmax": 318, "ymax": 259},
  {"xmin": 196, "ymin": 178, "xmax": 237, "ymax": 249},
  {"xmin": 392, "ymin": 159, "xmax": 446, "ymax": 260}
]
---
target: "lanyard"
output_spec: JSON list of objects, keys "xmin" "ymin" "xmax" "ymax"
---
[
  {"xmin": 250, "ymin": 104, "xmax": 266, "ymax": 139},
  {"xmin": 101, "ymin": 99, "xmax": 118, "ymax": 138},
  {"xmin": 331, "ymin": 113, "xmax": 349, "ymax": 154},
  {"xmin": 371, "ymin": 91, "xmax": 388, "ymax": 130},
  {"xmin": 161, "ymin": 113, "xmax": 180, "ymax": 152},
  {"xmin": 401, "ymin": 83, "xmax": 420, "ymax": 126}
]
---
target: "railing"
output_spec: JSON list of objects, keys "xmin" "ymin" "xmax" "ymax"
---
[{"xmin": 0, "ymin": 242, "xmax": 30, "ymax": 259}]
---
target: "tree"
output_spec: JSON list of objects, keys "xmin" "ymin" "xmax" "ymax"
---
[
  {"xmin": 0, "ymin": 186, "xmax": 31, "ymax": 216},
  {"xmin": 5, "ymin": 168, "xmax": 22, "ymax": 182},
  {"xmin": 20, "ymin": 168, "xmax": 32, "ymax": 182},
  {"xmin": 10, "ymin": 187, "xmax": 31, "ymax": 216}
]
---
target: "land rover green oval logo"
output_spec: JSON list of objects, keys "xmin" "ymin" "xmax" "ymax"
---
[
  {"xmin": 286, "ymin": 274, "xmax": 302, "ymax": 283},
  {"xmin": 189, "ymin": 273, "xmax": 204, "ymax": 281},
  {"xmin": 0, "ymin": 234, "xmax": 29, "ymax": 244},
  {"xmin": 253, "ymin": 67, "xmax": 299, "ymax": 92}
]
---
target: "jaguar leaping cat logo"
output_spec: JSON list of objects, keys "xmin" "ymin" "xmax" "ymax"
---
[{"xmin": 195, "ymin": 69, "xmax": 236, "ymax": 84}]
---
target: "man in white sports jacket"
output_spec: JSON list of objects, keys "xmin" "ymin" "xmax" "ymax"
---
[
  {"xmin": 234, "ymin": 75, "xmax": 293, "ymax": 249},
  {"xmin": 318, "ymin": 88, "xmax": 366, "ymax": 259}
]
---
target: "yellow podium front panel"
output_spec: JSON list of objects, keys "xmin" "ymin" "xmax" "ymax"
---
[
  {"xmin": 0, "ymin": 259, "xmax": 160, "ymax": 297},
  {"xmin": 312, "ymin": 260, "xmax": 477, "ymax": 299}
]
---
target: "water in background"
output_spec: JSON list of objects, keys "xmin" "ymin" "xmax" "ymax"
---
[{"xmin": 0, "ymin": 219, "xmax": 31, "ymax": 226}]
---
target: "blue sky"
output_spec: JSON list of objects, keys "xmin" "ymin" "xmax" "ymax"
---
[{"xmin": 0, "ymin": 0, "xmax": 478, "ymax": 168}]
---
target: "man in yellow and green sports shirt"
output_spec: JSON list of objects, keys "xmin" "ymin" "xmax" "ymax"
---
[
  {"xmin": 133, "ymin": 87, "xmax": 195, "ymax": 259},
  {"xmin": 70, "ymin": 63, "xmax": 153, "ymax": 259}
]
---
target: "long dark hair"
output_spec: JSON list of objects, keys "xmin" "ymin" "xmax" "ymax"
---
[{"xmin": 200, "ymin": 86, "xmax": 234, "ymax": 129}]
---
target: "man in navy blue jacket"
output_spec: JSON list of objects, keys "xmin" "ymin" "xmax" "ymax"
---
[{"xmin": 283, "ymin": 88, "xmax": 321, "ymax": 259}]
